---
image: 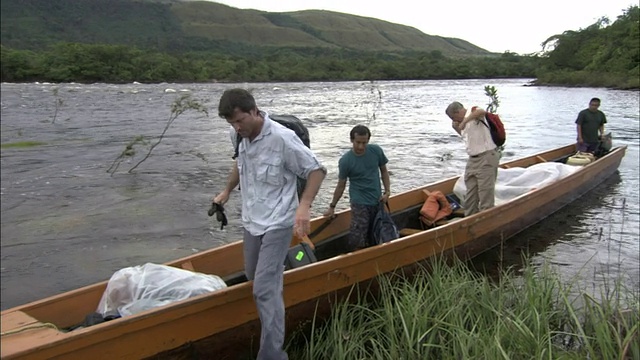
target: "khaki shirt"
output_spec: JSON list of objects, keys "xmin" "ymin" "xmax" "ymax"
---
[{"xmin": 461, "ymin": 107, "xmax": 496, "ymax": 156}]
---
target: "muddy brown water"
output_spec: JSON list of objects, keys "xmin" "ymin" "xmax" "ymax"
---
[{"xmin": 1, "ymin": 79, "xmax": 638, "ymax": 310}]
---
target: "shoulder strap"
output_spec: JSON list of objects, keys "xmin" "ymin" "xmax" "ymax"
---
[
  {"xmin": 470, "ymin": 106, "xmax": 490, "ymax": 128},
  {"xmin": 232, "ymin": 133, "xmax": 241, "ymax": 160},
  {"xmin": 480, "ymin": 113, "xmax": 491, "ymax": 129}
]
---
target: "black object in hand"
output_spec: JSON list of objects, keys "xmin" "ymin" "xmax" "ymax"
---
[{"xmin": 208, "ymin": 202, "xmax": 228, "ymax": 230}]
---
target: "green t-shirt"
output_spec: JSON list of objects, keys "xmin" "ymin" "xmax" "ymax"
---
[
  {"xmin": 575, "ymin": 109, "xmax": 607, "ymax": 143},
  {"xmin": 338, "ymin": 144, "xmax": 388, "ymax": 206}
]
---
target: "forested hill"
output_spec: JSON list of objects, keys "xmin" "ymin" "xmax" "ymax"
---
[
  {"xmin": 535, "ymin": 5, "xmax": 639, "ymax": 89},
  {"xmin": 0, "ymin": 0, "xmax": 489, "ymax": 57},
  {"xmin": 1, "ymin": 0, "xmax": 637, "ymax": 89}
]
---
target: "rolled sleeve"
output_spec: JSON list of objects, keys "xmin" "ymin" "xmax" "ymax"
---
[{"xmin": 283, "ymin": 132, "xmax": 325, "ymax": 179}]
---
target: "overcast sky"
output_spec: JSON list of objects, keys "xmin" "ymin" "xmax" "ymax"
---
[{"xmin": 211, "ymin": 0, "xmax": 635, "ymax": 54}]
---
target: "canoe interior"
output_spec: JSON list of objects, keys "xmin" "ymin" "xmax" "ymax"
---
[
  {"xmin": 210, "ymin": 147, "xmax": 577, "ymax": 287},
  {"xmin": 4, "ymin": 145, "xmax": 578, "ymax": 330}
]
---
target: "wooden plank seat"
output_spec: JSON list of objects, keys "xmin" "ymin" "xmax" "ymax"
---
[{"xmin": 1, "ymin": 311, "xmax": 62, "ymax": 357}]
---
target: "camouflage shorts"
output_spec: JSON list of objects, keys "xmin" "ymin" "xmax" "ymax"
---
[{"xmin": 348, "ymin": 203, "xmax": 379, "ymax": 250}]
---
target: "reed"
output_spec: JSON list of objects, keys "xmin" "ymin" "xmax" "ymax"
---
[
  {"xmin": 287, "ymin": 257, "xmax": 639, "ymax": 359},
  {"xmin": 51, "ymin": 87, "xmax": 64, "ymax": 124}
]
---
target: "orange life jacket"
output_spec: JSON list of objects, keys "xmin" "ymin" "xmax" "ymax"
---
[{"xmin": 420, "ymin": 190, "xmax": 452, "ymax": 226}]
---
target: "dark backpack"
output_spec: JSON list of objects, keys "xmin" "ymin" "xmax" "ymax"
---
[
  {"xmin": 594, "ymin": 132, "xmax": 612, "ymax": 158},
  {"xmin": 370, "ymin": 202, "xmax": 399, "ymax": 246},
  {"xmin": 472, "ymin": 106, "xmax": 506, "ymax": 147},
  {"xmin": 232, "ymin": 114, "xmax": 311, "ymax": 198}
]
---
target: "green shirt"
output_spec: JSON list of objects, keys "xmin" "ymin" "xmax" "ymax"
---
[
  {"xmin": 338, "ymin": 144, "xmax": 388, "ymax": 206},
  {"xmin": 575, "ymin": 109, "xmax": 607, "ymax": 143}
]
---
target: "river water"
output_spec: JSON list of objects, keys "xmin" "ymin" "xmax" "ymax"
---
[{"xmin": 1, "ymin": 79, "xmax": 638, "ymax": 310}]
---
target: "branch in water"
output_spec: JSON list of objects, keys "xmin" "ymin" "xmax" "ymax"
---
[{"xmin": 106, "ymin": 94, "xmax": 208, "ymax": 175}]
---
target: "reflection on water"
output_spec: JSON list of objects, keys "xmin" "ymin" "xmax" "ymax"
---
[{"xmin": 1, "ymin": 79, "xmax": 638, "ymax": 310}]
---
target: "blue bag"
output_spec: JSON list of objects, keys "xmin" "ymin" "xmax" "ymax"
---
[{"xmin": 371, "ymin": 202, "xmax": 399, "ymax": 245}]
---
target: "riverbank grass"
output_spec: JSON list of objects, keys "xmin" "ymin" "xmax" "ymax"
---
[
  {"xmin": 287, "ymin": 258, "xmax": 639, "ymax": 359},
  {"xmin": 534, "ymin": 70, "xmax": 640, "ymax": 90}
]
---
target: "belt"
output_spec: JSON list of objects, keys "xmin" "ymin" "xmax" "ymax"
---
[{"xmin": 470, "ymin": 148, "xmax": 497, "ymax": 158}]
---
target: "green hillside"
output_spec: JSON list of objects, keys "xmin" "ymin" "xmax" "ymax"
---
[
  {"xmin": 0, "ymin": 0, "xmax": 185, "ymax": 50},
  {"xmin": 3, "ymin": 0, "xmax": 635, "ymax": 88},
  {"xmin": 0, "ymin": 0, "xmax": 489, "ymax": 57}
]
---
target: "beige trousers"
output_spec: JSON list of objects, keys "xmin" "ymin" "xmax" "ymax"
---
[{"xmin": 463, "ymin": 149, "xmax": 500, "ymax": 216}]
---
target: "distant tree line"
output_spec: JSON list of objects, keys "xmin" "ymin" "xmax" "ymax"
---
[{"xmin": 0, "ymin": 43, "xmax": 538, "ymax": 84}]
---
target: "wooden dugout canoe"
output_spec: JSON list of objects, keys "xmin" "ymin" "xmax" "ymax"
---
[{"xmin": 0, "ymin": 144, "xmax": 627, "ymax": 359}]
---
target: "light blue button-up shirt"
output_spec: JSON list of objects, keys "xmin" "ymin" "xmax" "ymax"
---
[{"xmin": 232, "ymin": 112, "xmax": 325, "ymax": 236}]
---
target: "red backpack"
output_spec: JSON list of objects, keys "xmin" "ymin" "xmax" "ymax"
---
[{"xmin": 472, "ymin": 106, "xmax": 506, "ymax": 146}]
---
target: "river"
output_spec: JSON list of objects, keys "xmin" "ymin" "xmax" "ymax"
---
[{"xmin": 1, "ymin": 79, "xmax": 638, "ymax": 310}]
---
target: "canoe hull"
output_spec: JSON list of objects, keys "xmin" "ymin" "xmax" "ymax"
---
[
  {"xmin": 152, "ymin": 145, "xmax": 627, "ymax": 359},
  {"xmin": 1, "ymin": 145, "xmax": 627, "ymax": 360}
]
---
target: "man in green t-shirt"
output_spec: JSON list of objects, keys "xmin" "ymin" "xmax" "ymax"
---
[
  {"xmin": 324, "ymin": 125, "xmax": 391, "ymax": 251},
  {"xmin": 575, "ymin": 97, "xmax": 607, "ymax": 153}
]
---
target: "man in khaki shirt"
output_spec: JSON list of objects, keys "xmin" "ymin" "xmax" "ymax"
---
[{"xmin": 446, "ymin": 101, "xmax": 500, "ymax": 216}]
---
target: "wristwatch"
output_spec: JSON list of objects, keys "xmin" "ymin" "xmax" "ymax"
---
[{"xmin": 329, "ymin": 203, "xmax": 336, "ymax": 208}]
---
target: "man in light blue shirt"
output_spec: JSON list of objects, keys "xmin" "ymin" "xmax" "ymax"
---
[{"xmin": 212, "ymin": 88, "xmax": 325, "ymax": 360}]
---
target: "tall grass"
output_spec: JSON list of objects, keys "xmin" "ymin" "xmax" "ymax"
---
[{"xmin": 287, "ymin": 257, "xmax": 639, "ymax": 359}]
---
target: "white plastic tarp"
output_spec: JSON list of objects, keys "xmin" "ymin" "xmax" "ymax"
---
[
  {"xmin": 453, "ymin": 162, "xmax": 580, "ymax": 206},
  {"xmin": 97, "ymin": 263, "xmax": 227, "ymax": 318}
]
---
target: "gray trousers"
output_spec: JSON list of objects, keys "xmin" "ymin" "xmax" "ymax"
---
[
  {"xmin": 464, "ymin": 149, "xmax": 500, "ymax": 216},
  {"xmin": 243, "ymin": 227, "xmax": 292, "ymax": 360}
]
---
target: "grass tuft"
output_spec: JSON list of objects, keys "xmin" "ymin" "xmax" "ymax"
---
[{"xmin": 287, "ymin": 257, "xmax": 639, "ymax": 359}]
